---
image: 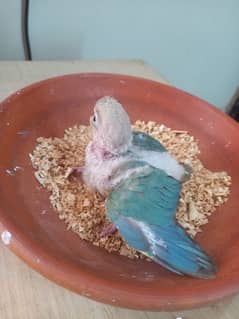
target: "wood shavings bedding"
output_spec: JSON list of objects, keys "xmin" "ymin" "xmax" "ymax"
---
[{"xmin": 30, "ymin": 121, "xmax": 231, "ymax": 259}]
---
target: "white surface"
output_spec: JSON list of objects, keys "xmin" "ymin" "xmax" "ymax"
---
[
  {"xmin": 0, "ymin": 60, "xmax": 167, "ymax": 102},
  {"xmin": 1, "ymin": 231, "xmax": 11, "ymax": 245}
]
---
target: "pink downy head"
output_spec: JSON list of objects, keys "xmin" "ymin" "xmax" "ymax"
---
[{"xmin": 90, "ymin": 96, "xmax": 132, "ymax": 155}]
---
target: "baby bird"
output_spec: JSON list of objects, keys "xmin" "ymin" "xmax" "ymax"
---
[{"xmin": 82, "ymin": 96, "xmax": 217, "ymax": 278}]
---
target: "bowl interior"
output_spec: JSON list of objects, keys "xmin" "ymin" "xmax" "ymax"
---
[{"xmin": 0, "ymin": 73, "xmax": 239, "ymax": 310}]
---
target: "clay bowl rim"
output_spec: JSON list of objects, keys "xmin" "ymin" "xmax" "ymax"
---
[{"xmin": 0, "ymin": 73, "xmax": 239, "ymax": 311}]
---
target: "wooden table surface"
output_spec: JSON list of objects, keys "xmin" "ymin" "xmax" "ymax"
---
[{"xmin": 0, "ymin": 60, "xmax": 238, "ymax": 319}]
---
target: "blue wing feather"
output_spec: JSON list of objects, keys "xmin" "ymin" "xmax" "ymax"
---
[
  {"xmin": 107, "ymin": 167, "xmax": 181, "ymax": 225},
  {"xmin": 132, "ymin": 131, "xmax": 166, "ymax": 152},
  {"xmin": 115, "ymin": 216, "xmax": 150, "ymax": 251},
  {"xmin": 106, "ymin": 166, "xmax": 217, "ymax": 278},
  {"xmin": 148, "ymin": 224, "xmax": 217, "ymax": 278}
]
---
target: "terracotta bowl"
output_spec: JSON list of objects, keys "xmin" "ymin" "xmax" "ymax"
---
[{"xmin": 0, "ymin": 73, "xmax": 239, "ymax": 311}]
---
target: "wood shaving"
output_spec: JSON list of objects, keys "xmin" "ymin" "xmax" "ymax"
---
[{"xmin": 30, "ymin": 121, "xmax": 231, "ymax": 259}]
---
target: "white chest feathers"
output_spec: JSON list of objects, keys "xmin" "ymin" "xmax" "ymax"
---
[{"xmin": 135, "ymin": 149, "xmax": 185, "ymax": 181}]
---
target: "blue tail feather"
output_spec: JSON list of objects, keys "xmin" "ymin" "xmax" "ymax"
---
[{"xmin": 147, "ymin": 223, "xmax": 217, "ymax": 279}]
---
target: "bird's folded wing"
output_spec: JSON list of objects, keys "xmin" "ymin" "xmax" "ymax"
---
[
  {"xmin": 106, "ymin": 167, "xmax": 181, "ymax": 225},
  {"xmin": 132, "ymin": 131, "xmax": 166, "ymax": 152},
  {"xmin": 106, "ymin": 168, "xmax": 216, "ymax": 278}
]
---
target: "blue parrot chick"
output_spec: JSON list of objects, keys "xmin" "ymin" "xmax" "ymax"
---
[{"xmin": 82, "ymin": 96, "xmax": 217, "ymax": 279}]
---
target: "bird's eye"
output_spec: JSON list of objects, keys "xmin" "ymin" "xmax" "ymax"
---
[{"xmin": 92, "ymin": 113, "xmax": 98, "ymax": 126}]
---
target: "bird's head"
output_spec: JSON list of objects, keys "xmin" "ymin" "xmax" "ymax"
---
[{"xmin": 90, "ymin": 96, "xmax": 132, "ymax": 155}]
